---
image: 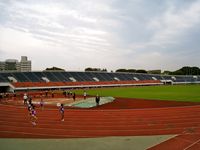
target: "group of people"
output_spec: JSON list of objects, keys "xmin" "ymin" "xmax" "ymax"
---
[
  {"xmin": 24, "ymin": 93, "xmax": 37, "ymax": 126},
  {"xmin": 23, "ymin": 92, "xmax": 65, "ymax": 125},
  {"xmin": 44, "ymin": 90, "xmax": 55, "ymax": 98},
  {"xmin": 0, "ymin": 92, "xmax": 16, "ymax": 101},
  {"xmin": 63, "ymin": 90, "xmax": 76, "ymax": 101},
  {"xmin": 24, "ymin": 93, "xmax": 46, "ymax": 126},
  {"xmin": 0, "ymin": 93, "xmax": 6, "ymax": 101},
  {"xmin": 22, "ymin": 90, "xmax": 102, "ymax": 126},
  {"xmin": 83, "ymin": 90, "xmax": 101, "ymax": 106},
  {"xmin": 27, "ymin": 103, "xmax": 37, "ymax": 125}
]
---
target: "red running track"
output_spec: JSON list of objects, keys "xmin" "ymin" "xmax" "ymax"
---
[{"xmin": 0, "ymin": 98, "xmax": 200, "ymax": 150}]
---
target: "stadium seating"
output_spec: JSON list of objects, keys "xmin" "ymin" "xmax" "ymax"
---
[{"xmin": 0, "ymin": 71, "xmax": 199, "ymax": 91}]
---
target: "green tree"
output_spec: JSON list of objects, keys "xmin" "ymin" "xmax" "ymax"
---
[
  {"xmin": 115, "ymin": 69, "xmax": 127, "ymax": 73},
  {"xmin": 45, "ymin": 67, "xmax": 65, "ymax": 71},
  {"xmin": 136, "ymin": 69, "xmax": 147, "ymax": 73},
  {"xmin": 85, "ymin": 68, "xmax": 107, "ymax": 72}
]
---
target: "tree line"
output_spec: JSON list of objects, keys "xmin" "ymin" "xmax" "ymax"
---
[
  {"xmin": 44, "ymin": 66, "xmax": 200, "ymax": 75},
  {"xmin": 85, "ymin": 66, "xmax": 200, "ymax": 75},
  {"xmin": 164, "ymin": 66, "xmax": 200, "ymax": 75}
]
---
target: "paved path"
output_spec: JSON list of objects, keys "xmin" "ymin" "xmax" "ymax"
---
[{"xmin": 0, "ymin": 135, "xmax": 174, "ymax": 150}]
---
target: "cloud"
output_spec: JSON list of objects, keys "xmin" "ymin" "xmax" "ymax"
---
[
  {"xmin": 0, "ymin": 0, "xmax": 200, "ymax": 71},
  {"xmin": 149, "ymin": 0, "xmax": 200, "ymax": 44}
]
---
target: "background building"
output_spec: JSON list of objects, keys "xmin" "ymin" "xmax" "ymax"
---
[
  {"xmin": 20, "ymin": 56, "xmax": 31, "ymax": 72},
  {"xmin": 0, "ymin": 56, "xmax": 31, "ymax": 72},
  {"xmin": 0, "ymin": 61, "xmax": 5, "ymax": 71}
]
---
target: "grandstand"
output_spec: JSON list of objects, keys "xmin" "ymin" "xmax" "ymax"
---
[{"xmin": 0, "ymin": 71, "xmax": 199, "ymax": 92}]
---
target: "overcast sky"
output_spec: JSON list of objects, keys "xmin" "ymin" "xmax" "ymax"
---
[{"xmin": 0, "ymin": 0, "xmax": 200, "ymax": 72}]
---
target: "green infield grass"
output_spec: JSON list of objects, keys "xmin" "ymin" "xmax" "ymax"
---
[{"xmin": 75, "ymin": 84, "xmax": 200, "ymax": 102}]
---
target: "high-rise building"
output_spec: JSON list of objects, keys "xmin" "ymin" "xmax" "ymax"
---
[
  {"xmin": 20, "ymin": 56, "xmax": 31, "ymax": 72},
  {"xmin": 0, "ymin": 56, "xmax": 31, "ymax": 72},
  {"xmin": 0, "ymin": 61, "xmax": 5, "ymax": 71},
  {"xmin": 5, "ymin": 59, "xmax": 20, "ymax": 71}
]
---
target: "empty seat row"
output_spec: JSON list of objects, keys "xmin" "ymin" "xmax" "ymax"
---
[{"xmin": 0, "ymin": 71, "xmax": 199, "ymax": 83}]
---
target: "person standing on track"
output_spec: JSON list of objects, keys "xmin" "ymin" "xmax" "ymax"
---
[
  {"xmin": 0, "ymin": 93, "xmax": 3, "ymax": 102},
  {"xmin": 51, "ymin": 91, "xmax": 54, "ymax": 98},
  {"xmin": 59, "ymin": 104, "xmax": 65, "ymax": 121},
  {"xmin": 27, "ymin": 103, "xmax": 32, "ymax": 119},
  {"xmin": 83, "ymin": 91, "xmax": 87, "ymax": 100},
  {"xmin": 63, "ymin": 90, "xmax": 67, "ymax": 98},
  {"xmin": 28, "ymin": 95, "xmax": 32, "ymax": 105},
  {"xmin": 40, "ymin": 97, "xmax": 44, "ymax": 110},
  {"xmin": 73, "ymin": 92, "xmax": 76, "ymax": 101},
  {"xmin": 30, "ymin": 105, "xmax": 37, "ymax": 125},
  {"xmin": 45, "ymin": 90, "xmax": 48, "ymax": 97},
  {"xmin": 95, "ymin": 94, "xmax": 100, "ymax": 106},
  {"xmin": 23, "ymin": 93, "xmax": 28, "ymax": 105}
]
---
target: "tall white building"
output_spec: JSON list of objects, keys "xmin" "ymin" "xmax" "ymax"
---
[
  {"xmin": 20, "ymin": 56, "xmax": 31, "ymax": 72},
  {"xmin": 0, "ymin": 56, "xmax": 31, "ymax": 72}
]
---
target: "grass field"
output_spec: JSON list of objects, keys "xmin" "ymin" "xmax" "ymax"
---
[{"xmin": 75, "ymin": 84, "xmax": 200, "ymax": 102}]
